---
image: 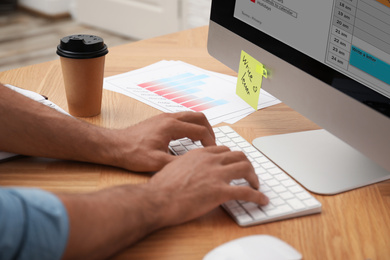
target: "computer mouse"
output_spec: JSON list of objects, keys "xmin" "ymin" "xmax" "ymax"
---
[{"xmin": 203, "ymin": 235, "xmax": 302, "ymax": 260}]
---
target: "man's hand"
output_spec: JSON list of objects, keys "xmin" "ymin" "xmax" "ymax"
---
[
  {"xmin": 59, "ymin": 146, "xmax": 268, "ymax": 260},
  {"xmin": 108, "ymin": 112, "xmax": 216, "ymax": 172},
  {"xmin": 148, "ymin": 145, "xmax": 269, "ymax": 227}
]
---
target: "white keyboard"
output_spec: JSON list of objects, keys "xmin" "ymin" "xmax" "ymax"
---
[{"xmin": 169, "ymin": 126, "xmax": 322, "ymax": 227}]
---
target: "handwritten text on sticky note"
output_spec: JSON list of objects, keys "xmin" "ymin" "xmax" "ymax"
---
[{"xmin": 236, "ymin": 50, "xmax": 267, "ymax": 110}]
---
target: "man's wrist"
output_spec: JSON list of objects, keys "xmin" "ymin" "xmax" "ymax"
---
[
  {"xmin": 77, "ymin": 125, "xmax": 122, "ymax": 168},
  {"xmin": 122, "ymin": 184, "xmax": 171, "ymax": 233}
]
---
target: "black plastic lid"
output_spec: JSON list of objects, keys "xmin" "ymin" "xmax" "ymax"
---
[{"xmin": 56, "ymin": 35, "xmax": 108, "ymax": 59}]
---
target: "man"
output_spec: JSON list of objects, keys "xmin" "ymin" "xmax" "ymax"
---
[{"xmin": 0, "ymin": 83, "xmax": 268, "ymax": 260}]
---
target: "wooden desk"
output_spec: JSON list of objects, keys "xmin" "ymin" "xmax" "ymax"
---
[{"xmin": 0, "ymin": 26, "xmax": 389, "ymax": 260}]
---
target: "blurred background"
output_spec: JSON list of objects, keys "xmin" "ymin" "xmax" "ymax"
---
[{"xmin": 0, "ymin": 0, "xmax": 212, "ymax": 72}]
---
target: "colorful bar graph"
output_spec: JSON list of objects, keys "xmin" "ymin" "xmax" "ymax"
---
[
  {"xmin": 181, "ymin": 97, "xmax": 213, "ymax": 108},
  {"xmin": 136, "ymin": 73, "xmax": 229, "ymax": 112},
  {"xmin": 172, "ymin": 95, "xmax": 198, "ymax": 104},
  {"xmin": 152, "ymin": 81, "xmax": 205, "ymax": 94},
  {"xmin": 145, "ymin": 84, "xmax": 167, "ymax": 92},
  {"xmin": 140, "ymin": 74, "xmax": 209, "ymax": 89},
  {"xmin": 161, "ymin": 75, "xmax": 209, "ymax": 87},
  {"xmin": 138, "ymin": 73, "xmax": 194, "ymax": 88},
  {"xmin": 191, "ymin": 100, "xmax": 229, "ymax": 112},
  {"xmin": 163, "ymin": 88, "xmax": 201, "ymax": 100}
]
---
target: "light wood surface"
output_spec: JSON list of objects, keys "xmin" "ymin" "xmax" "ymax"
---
[{"xmin": 0, "ymin": 26, "xmax": 389, "ymax": 260}]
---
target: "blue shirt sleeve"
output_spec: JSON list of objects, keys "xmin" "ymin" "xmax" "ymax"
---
[{"xmin": 0, "ymin": 187, "xmax": 69, "ymax": 260}]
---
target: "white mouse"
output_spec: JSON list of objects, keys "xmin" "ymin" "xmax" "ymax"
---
[{"xmin": 203, "ymin": 235, "xmax": 302, "ymax": 260}]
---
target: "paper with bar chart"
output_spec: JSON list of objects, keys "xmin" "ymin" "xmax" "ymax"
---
[{"xmin": 104, "ymin": 61, "xmax": 280, "ymax": 125}]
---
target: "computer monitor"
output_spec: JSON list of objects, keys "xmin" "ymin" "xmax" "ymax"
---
[{"xmin": 207, "ymin": 0, "xmax": 390, "ymax": 194}]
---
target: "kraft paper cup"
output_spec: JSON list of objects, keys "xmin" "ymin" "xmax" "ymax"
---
[{"xmin": 57, "ymin": 35, "xmax": 108, "ymax": 117}]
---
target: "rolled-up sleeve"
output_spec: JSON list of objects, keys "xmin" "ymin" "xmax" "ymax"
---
[{"xmin": 0, "ymin": 187, "xmax": 69, "ymax": 260}]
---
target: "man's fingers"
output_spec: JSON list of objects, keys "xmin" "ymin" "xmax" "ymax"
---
[
  {"xmin": 172, "ymin": 111, "xmax": 215, "ymax": 140},
  {"xmin": 219, "ymin": 151, "xmax": 248, "ymax": 165},
  {"xmin": 169, "ymin": 120, "xmax": 216, "ymax": 147},
  {"xmin": 225, "ymin": 185, "xmax": 269, "ymax": 206},
  {"xmin": 221, "ymin": 160, "xmax": 260, "ymax": 190},
  {"xmin": 199, "ymin": 145, "xmax": 231, "ymax": 153},
  {"xmin": 187, "ymin": 148, "xmax": 260, "ymax": 190},
  {"xmin": 166, "ymin": 112, "xmax": 215, "ymax": 146},
  {"xmin": 209, "ymin": 150, "xmax": 260, "ymax": 190},
  {"xmin": 150, "ymin": 151, "xmax": 177, "ymax": 170}
]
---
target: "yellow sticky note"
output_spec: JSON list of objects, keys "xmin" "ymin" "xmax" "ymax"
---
[{"xmin": 236, "ymin": 50, "xmax": 267, "ymax": 110}]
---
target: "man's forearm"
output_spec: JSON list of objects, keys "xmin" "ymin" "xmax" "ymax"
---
[
  {"xmin": 0, "ymin": 84, "xmax": 115, "ymax": 166},
  {"xmin": 0, "ymin": 83, "xmax": 218, "ymax": 172},
  {"xmin": 58, "ymin": 184, "xmax": 166, "ymax": 260}
]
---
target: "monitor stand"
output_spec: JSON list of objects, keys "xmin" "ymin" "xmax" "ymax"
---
[{"xmin": 252, "ymin": 129, "xmax": 390, "ymax": 195}]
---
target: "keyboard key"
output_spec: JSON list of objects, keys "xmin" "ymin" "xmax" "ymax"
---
[
  {"xmin": 259, "ymin": 184, "xmax": 271, "ymax": 193},
  {"xmin": 236, "ymin": 214, "xmax": 253, "ymax": 224},
  {"xmin": 281, "ymin": 179, "xmax": 296, "ymax": 187},
  {"xmin": 181, "ymin": 139, "xmax": 194, "ymax": 145},
  {"xmin": 237, "ymin": 142, "xmax": 250, "ymax": 148},
  {"xmin": 220, "ymin": 126, "xmax": 234, "ymax": 133},
  {"xmin": 230, "ymin": 206, "xmax": 247, "ymax": 216},
  {"xmin": 215, "ymin": 132, "xmax": 225, "ymax": 138},
  {"xmin": 243, "ymin": 146, "xmax": 257, "ymax": 153},
  {"xmin": 296, "ymin": 191, "xmax": 311, "ymax": 200},
  {"xmin": 273, "ymin": 185, "xmax": 287, "ymax": 193},
  {"xmin": 264, "ymin": 204, "xmax": 293, "ymax": 217},
  {"xmin": 265, "ymin": 179, "xmax": 280, "ymax": 187},
  {"xmin": 232, "ymin": 178, "xmax": 247, "ymax": 185},
  {"xmin": 280, "ymin": 191, "xmax": 295, "ymax": 200},
  {"xmin": 249, "ymin": 151, "xmax": 262, "ymax": 158},
  {"xmin": 303, "ymin": 198, "xmax": 320, "ymax": 207},
  {"xmin": 227, "ymin": 132, "xmax": 240, "ymax": 138},
  {"xmin": 175, "ymin": 150, "xmax": 187, "ymax": 155},
  {"xmin": 224, "ymin": 200, "xmax": 240, "ymax": 208},
  {"xmin": 262, "ymin": 162, "xmax": 276, "ymax": 169},
  {"xmin": 271, "ymin": 198, "xmax": 285, "ymax": 206},
  {"xmin": 194, "ymin": 141, "xmax": 202, "ymax": 146},
  {"xmin": 230, "ymin": 146, "xmax": 242, "ymax": 152},
  {"xmin": 186, "ymin": 144, "xmax": 199, "ymax": 150},
  {"xmin": 232, "ymin": 136, "xmax": 246, "ymax": 143},
  {"xmin": 287, "ymin": 198, "xmax": 306, "ymax": 210},
  {"xmin": 258, "ymin": 173, "xmax": 273, "ymax": 181},
  {"xmin": 269, "ymin": 168, "xmax": 283, "ymax": 174},
  {"xmin": 172, "ymin": 145, "xmax": 185, "ymax": 152},
  {"xmin": 169, "ymin": 140, "xmax": 181, "ymax": 146},
  {"xmin": 219, "ymin": 137, "xmax": 230, "ymax": 143},
  {"xmin": 274, "ymin": 173, "xmax": 289, "ymax": 181},
  {"xmin": 252, "ymin": 161, "xmax": 260, "ymax": 168},
  {"xmin": 223, "ymin": 141, "xmax": 236, "ymax": 148},
  {"xmin": 260, "ymin": 203, "xmax": 275, "ymax": 212},
  {"xmin": 289, "ymin": 185, "xmax": 304, "ymax": 193},
  {"xmin": 242, "ymin": 203, "xmax": 267, "ymax": 220},
  {"xmin": 264, "ymin": 190, "xmax": 278, "ymax": 199},
  {"xmin": 255, "ymin": 156, "xmax": 269, "ymax": 164},
  {"xmin": 255, "ymin": 167, "xmax": 267, "ymax": 175}
]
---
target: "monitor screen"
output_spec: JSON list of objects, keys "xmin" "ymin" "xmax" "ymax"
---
[{"xmin": 208, "ymin": 0, "xmax": 390, "ymax": 194}]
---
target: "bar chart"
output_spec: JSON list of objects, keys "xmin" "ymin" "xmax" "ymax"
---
[
  {"xmin": 104, "ymin": 61, "xmax": 280, "ymax": 125},
  {"xmin": 138, "ymin": 73, "xmax": 228, "ymax": 112}
]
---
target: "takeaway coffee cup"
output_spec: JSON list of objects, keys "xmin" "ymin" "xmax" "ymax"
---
[{"xmin": 57, "ymin": 35, "xmax": 108, "ymax": 117}]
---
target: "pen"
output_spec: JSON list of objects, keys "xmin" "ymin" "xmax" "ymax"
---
[
  {"xmin": 4, "ymin": 83, "xmax": 70, "ymax": 116},
  {"xmin": 4, "ymin": 84, "xmax": 48, "ymax": 102}
]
